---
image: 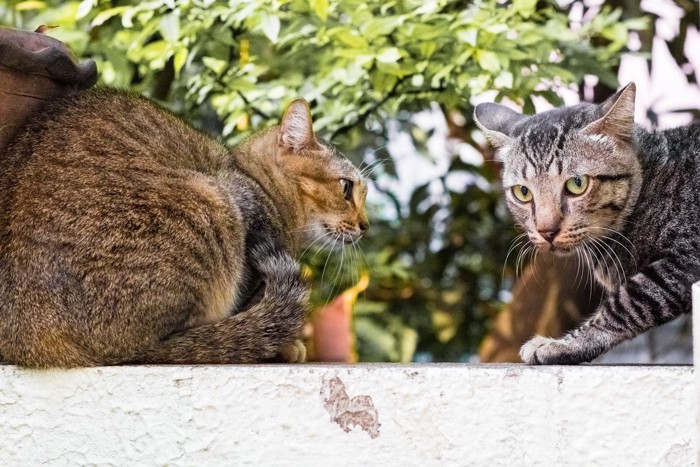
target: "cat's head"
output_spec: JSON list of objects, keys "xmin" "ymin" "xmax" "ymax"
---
[
  {"xmin": 267, "ymin": 99, "xmax": 369, "ymax": 249},
  {"xmin": 474, "ymin": 83, "xmax": 641, "ymax": 255}
]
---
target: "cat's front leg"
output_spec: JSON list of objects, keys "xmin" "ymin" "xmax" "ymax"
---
[{"xmin": 520, "ymin": 253, "xmax": 699, "ymax": 364}]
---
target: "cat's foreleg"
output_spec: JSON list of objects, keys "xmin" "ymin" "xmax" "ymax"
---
[{"xmin": 520, "ymin": 254, "xmax": 698, "ymax": 364}]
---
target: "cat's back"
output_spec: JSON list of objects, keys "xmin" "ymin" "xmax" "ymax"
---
[
  {"xmin": 0, "ymin": 89, "xmax": 243, "ymax": 279},
  {"xmin": 628, "ymin": 122, "xmax": 700, "ymax": 256},
  {"xmin": 2, "ymin": 88, "xmax": 229, "ymax": 174},
  {"xmin": 637, "ymin": 122, "xmax": 700, "ymax": 167}
]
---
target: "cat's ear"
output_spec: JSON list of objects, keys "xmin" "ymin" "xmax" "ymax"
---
[
  {"xmin": 278, "ymin": 98, "xmax": 315, "ymax": 153},
  {"xmin": 582, "ymin": 82, "xmax": 636, "ymax": 143},
  {"xmin": 473, "ymin": 103, "xmax": 527, "ymax": 148}
]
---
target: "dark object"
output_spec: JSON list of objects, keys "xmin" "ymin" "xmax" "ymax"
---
[{"xmin": 0, "ymin": 26, "xmax": 97, "ymax": 151}]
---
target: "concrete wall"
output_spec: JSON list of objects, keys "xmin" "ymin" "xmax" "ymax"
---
[
  {"xmin": 0, "ymin": 364, "xmax": 693, "ymax": 466},
  {"xmin": 694, "ymin": 282, "xmax": 700, "ymax": 466}
]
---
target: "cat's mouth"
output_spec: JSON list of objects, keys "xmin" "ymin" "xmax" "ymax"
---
[
  {"xmin": 337, "ymin": 231, "xmax": 363, "ymax": 246},
  {"xmin": 534, "ymin": 241, "xmax": 577, "ymax": 256},
  {"xmin": 318, "ymin": 223, "xmax": 361, "ymax": 248}
]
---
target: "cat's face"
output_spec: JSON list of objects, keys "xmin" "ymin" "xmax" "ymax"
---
[
  {"xmin": 275, "ymin": 100, "xmax": 369, "ymax": 249},
  {"xmin": 474, "ymin": 83, "xmax": 641, "ymax": 256}
]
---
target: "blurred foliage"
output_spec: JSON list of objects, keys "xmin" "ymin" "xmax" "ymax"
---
[{"xmin": 2, "ymin": 0, "xmax": 645, "ymax": 361}]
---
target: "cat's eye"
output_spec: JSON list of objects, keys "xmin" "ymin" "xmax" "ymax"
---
[
  {"xmin": 340, "ymin": 178, "xmax": 354, "ymax": 201},
  {"xmin": 565, "ymin": 175, "xmax": 589, "ymax": 196},
  {"xmin": 511, "ymin": 185, "xmax": 533, "ymax": 203}
]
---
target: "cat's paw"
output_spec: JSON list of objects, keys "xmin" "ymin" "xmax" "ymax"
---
[
  {"xmin": 519, "ymin": 335, "xmax": 587, "ymax": 365},
  {"xmin": 277, "ymin": 339, "xmax": 307, "ymax": 363}
]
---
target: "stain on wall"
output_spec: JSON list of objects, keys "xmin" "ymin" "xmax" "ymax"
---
[{"xmin": 320, "ymin": 376, "xmax": 380, "ymax": 439}]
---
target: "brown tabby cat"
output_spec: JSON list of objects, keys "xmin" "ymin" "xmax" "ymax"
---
[{"xmin": 0, "ymin": 89, "xmax": 368, "ymax": 367}]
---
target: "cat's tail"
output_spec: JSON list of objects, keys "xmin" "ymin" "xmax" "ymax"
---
[
  {"xmin": 132, "ymin": 242, "xmax": 310, "ymax": 364},
  {"xmin": 245, "ymin": 241, "xmax": 310, "ymax": 348}
]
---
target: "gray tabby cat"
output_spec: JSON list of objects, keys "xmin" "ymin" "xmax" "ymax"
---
[{"xmin": 474, "ymin": 83, "xmax": 700, "ymax": 364}]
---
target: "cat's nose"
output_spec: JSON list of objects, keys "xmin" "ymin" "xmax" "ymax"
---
[
  {"xmin": 538, "ymin": 229, "xmax": 560, "ymax": 243},
  {"xmin": 359, "ymin": 221, "xmax": 369, "ymax": 233}
]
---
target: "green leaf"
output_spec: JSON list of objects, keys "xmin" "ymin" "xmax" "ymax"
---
[
  {"xmin": 202, "ymin": 56, "xmax": 228, "ymax": 76},
  {"xmin": 376, "ymin": 47, "xmax": 401, "ymax": 64},
  {"xmin": 476, "ymin": 50, "xmax": 500, "ymax": 72},
  {"xmin": 624, "ymin": 17, "xmax": 649, "ymax": 31},
  {"xmin": 173, "ymin": 47, "xmax": 188, "ymax": 76},
  {"xmin": 261, "ymin": 14, "xmax": 281, "ymax": 43},
  {"xmin": 361, "ymin": 16, "xmax": 403, "ymax": 37},
  {"xmin": 493, "ymin": 71, "xmax": 513, "ymax": 89},
  {"xmin": 334, "ymin": 29, "xmax": 368, "ymax": 48},
  {"xmin": 513, "ymin": 0, "xmax": 537, "ymax": 17},
  {"xmin": 91, "ymin": 6, "xmax": 128, "ymax": 26},
  {"xmin": 159, "ymin": 12, "xmax": 179, "ymax": 43},
  {"xmin": 310, "ymin": 0, "xmax": 329, "ymax": 21},
  {"xmin": 77, "ymin": 0, "xmax": 97, "ymax": 19},
  {"xmin": 457, "ymin": 28, "xmax": 477, "ymax": 46},
  {"xmin": 14, "ymin": 1, "xmax": 46, "ymax": 11}
]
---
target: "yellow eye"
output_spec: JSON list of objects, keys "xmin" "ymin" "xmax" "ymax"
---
[
  {"xmin": 511, "ymin": 185, "xmax": 533, "ymax": 203},
  {"xmin": 340, "ymin": 178, "xmax": 354, "ymax": 200},
  {"xmin": 565, "ymin": 175, "xmax": 589, "ymax": 196}
]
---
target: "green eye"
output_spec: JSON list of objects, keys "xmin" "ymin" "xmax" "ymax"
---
[
  {"xmin": 565, "ymin": 175, "xmax": 589, "ymax": 196},
  {"xmin": 511, "ymin": 185, "xmax": 533, "ymax": 203}
]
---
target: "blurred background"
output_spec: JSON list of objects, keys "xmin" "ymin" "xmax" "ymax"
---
[{"xmin": 2, "ymin": 0, "xmax": 697, "ymax": 363}]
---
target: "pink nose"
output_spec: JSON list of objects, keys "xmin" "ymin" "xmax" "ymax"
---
[{"xmin": 537, "ymin": 229, "xmax": 560, "ymax": 243}]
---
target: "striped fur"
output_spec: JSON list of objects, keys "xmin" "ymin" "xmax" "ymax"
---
[
  {"xmin": 475, "ymin": 83, "xmax": 700, "ymax": 364},
  {"xmin": 0, "ymin": 89, "xmax": 367, "ymax": 367}
]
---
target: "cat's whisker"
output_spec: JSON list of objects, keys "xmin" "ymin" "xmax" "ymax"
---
[
  {"xmin": 517, "ymin": 245, "xmax": 534, "ymax": 296},
  {"xmin": 587, "ymin": 237, "xmax": 618, "ymax": 287},
  {"xmin": 587, "ymin": 237, "xmax": 612, "ymax": 284},
  {"xmin": 515, "ymin": 243, "xmax": 531, "ymax": 280},
  {"xmin": 594, "ymin": 236, "xmax": 627, "ymax": 286},
  {"xmin": 354, "ymin": 243, "xmax": 372, "ymax": 300},
  {"xmin": 298, "ymin": 232, "xmax": 328, "ymax": 261},
  {"xmin": 577, "ymin": 243, "xmax": 594, "ymax": 291},
  {"xmin": 349, "ymin": 243, "xmax": 359, "ymax": 297},
  {"xmin": 504, "ymin": 240, "xmax": 526, "ymax": 283},
  {"xmin": 581, "ymin": 243, "xmax": 597, "ymax": 304},
  {"xmin": 359, "ymin": 158, "xmax": 390, "ymax": 179},
  {"xmin": 330, "ymin": 240, "xmax": 347, "ymax": 289},
  {"xmin": 320, "ymin": 234, "xmax": 346, "ymax": 309},
  {"xmin": 581, "ymin": 243, "xmax": 593, "ymax": 302},
  {"xmin": 291, "ymin": 225, "xmax": 322, "ymax": 234},
  {"xmin": 299, "ymin": 229, "xmax": 339, "ymax": 265},
  {"xmin": 358, "ymin": 154, "xmax": 381, "ymax": 172},
  {"xmin": 310, "ymin": 231, "xmax": 339, "ymax": 262},
  {"xmin": 534, "ymin": 247, "xmax": 549, "ymax": 289},
  {"xmin": 587, "ymin": 226, "xmax": 638, "ymax": 260},
  {"xmin": 502, "ymin": 233, "xmax": 528, "ymax": 283},
  {"xmin": 574, "ymin": 247, "xmax": 584, "ymax": 288},
  {"xmin": 358, "ymin": 145, "xmax": 389, "ymax": 166},
  {"xmin": 351, "ymin": 236, "xmax": 371, "ymax": 271},
  {"xmin": 360, "ymin": 153, "xmax": 392, "ymax": 174}
]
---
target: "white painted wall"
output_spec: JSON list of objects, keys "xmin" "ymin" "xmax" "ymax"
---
[
  {"xmin": 0, "ymin": 364, "xmax": 693, "ymax": 466},
  {"xmin": 693, "ymin": 281, "xmax": 700, "ymax": 465}
]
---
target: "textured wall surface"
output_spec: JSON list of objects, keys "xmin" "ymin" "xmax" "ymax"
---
[
  {"xmin": 694, "ymin": 282, "xmax": 700, "ymax": 466},
  {"xmin": 0, "ymin": 364, "xmax": 694, "ymax": 466}
]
